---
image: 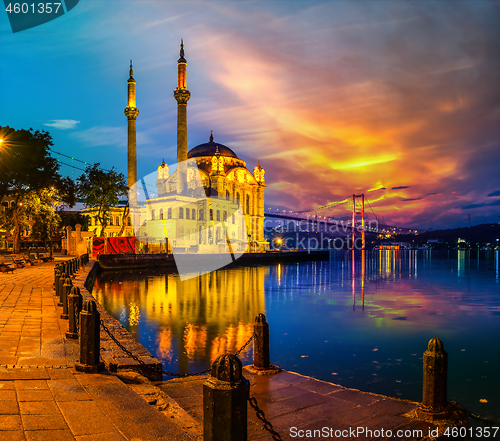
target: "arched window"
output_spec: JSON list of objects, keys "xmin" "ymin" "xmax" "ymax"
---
[
  {"xmin": 127, "ymin": 217, "xmax": 132, "ymax": 226},
  {"xmin": 186, "ymin": 208, "xmax": 190, "ymax": 220},
  {"xmin": 151, "ymin": 210, "xmax": 155, "ymax": 220},
  {"xmin": 226, "ymin": 190, "xmax": 230, "ymax": 200},
  {"xmin": 192, "ymin": 208, "xmax": 196, "ymax": 220},
  {"xmin": 246, "ymin": 194, "xmax": 250, "ymax": 214},
  {"xmin": 236, "ymin": 192, "xmax": 240, "ymax": 202},
  {"xmin": 179, "ymin": 207, "xmax": 183, "ymax": 219},
  {"xmin": 110, "ymin": 216, "xmax": 114, "ymax": 226},
  {"xmin": 199, "ymin": 208, "xmax": 204, "ymax": 220},
  {"xmin": 210, "ymin": 209, "xmax": 214, "ymax": 220},
  {"xmin": 160, "ymin": 209, "xmax": 164, "ymax": 220},
  {"xmin": 223, "ymin": 211, "xmax": 227, "ymax": 222},
  {"xmin": 216, "ymin": 210, "xmax": 220, "ymax": 222},
  {"xmin": 168, "ymin": 207, "xmax": 172, "ymax": 219}
]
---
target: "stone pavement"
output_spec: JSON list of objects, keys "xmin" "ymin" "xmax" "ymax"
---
[
  {"xmin": 0, "ymin": 257, "xmax": 195, "ymax": 441},
  {"xmin": 161, "ymin": 370, "xmax": 438, "ymax": 441}
]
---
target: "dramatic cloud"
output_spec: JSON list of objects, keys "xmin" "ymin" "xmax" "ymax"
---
[
  {"xmin": 3, "ymin": 0, "xmax": 500, "ymax": 228},
  {"xmin": 44, "ymin": 120, "xmax": 80, "ymax": 130}
]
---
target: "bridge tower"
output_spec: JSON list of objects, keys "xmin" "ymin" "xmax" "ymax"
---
[{"xmin": 351, "ymin": 194, "xmax": 365, "ymax": 250}]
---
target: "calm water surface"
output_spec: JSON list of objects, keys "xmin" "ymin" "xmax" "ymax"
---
[{"xmin": 93, "ymin": 250, "xmax": 500, "ymax": 418}]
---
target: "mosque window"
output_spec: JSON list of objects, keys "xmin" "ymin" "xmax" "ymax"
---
[
  {"xmin": 168, "ymin": 207, "xmax": 172, "ymax": 219},
  {"xmin": 186, "ymin": 208, "xmax": 190, "ymax": 220},
  {"xmin": 179, "ymin": 207, "xmax": 183, "ymax": 219}
]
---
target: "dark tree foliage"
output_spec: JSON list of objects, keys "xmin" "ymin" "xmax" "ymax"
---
[
  {"xmin": 76, "ymin": 163, "xmax": 128, "ymax": 237},
  {"xmin": 0, "ymin": 126, "xmax": 76, "ymax": 252}
]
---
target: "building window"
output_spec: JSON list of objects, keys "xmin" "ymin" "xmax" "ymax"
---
[
  {"xmin": 232, "ymin": 214, "xmax": 235, "ymax": 224},
  {"xmin": 210, "ymin": 209, "xmax": 213, "ymax": 220},
  {"xmin": 160, "ymin": 209, "xmax": 164, "ymax": 220},
  {"xmin": 246, "ymin": 195, "xmax": 250, "ymax": 214},
  {"xmin": 186, "ymin": 208, "xmax": 190, "ymax": 220},
  {"xmin": 151, "ymin": 209, "xmax": 155, "ymax": 220},
  {"xmin": 216, "ymin": 210, "xmax": 220, "ymax": 222},
  {"xmin": 199, "ymin": 209, "xmax": 204, "ymax": 220},
  {"xmin": 168, "ymin": 207, "xmax": 172, "ymax": 219},
  {"xmin": 192, "ymin": 208, "xmax": 196, "ymax": 220},
  {"xmin": 226, "ymin": 190, "xmax": 230, "ymax": 200},
  {"xmin": 236, "ymin": 192, "xmax": 240, "ymax": 202},
  {"xmin": 128, "ymin": 217, "xmax": 132, "ymax": 226},
  {"xmin": 223, "ymin": 211, "xmax": 227, "ymax": 222},
  {"xmin": 116, "ymin": 216, "xmax": 120, "ymax": 226},
  {"xmin": 110, "ymin": 217, "xmax": 114, "ymax": 226},
  {"xmin": 179, "ymin": 207, "xmax": 183, "ymax": 219}
]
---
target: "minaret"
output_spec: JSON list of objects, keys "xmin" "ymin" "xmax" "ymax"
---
[
  {"xmin": 173, "ymin": 40, "xmax": 190, "ymax": 194},
  {"xmin": 124, "ymin": 60, "xmax": 139, "ymax": 205}
]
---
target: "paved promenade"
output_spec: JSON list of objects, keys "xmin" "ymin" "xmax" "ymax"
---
[
  {"xmin": 0, "ymin": 257, "xmax": 453, "ymax": 441},
  {"xmin": 0, "ymin": 258, "xmax": 194, "ymax": 441}
]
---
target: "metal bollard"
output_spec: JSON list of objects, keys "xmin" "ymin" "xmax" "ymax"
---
[
  {"xmin": 60, "ymin": 278, "xmax": 72, "ymax": 319},
  {"xmin": 423, "ymin": 338, "xmax": 447, "ymax": 411},
  {"xmin": 203, "ymin": 354, "xmax": 249, "ymax": 441},
  {"xmin": 54, "ymin": 269, "xmax": 61, "ymax": 298},
  {"xmin": 66, "ymin": 286, "xmax": 82, "ymax": 339},
  {"xmin": 57, "ymin": 273, "xmax": 65, "ymax": 306},
  {"xmin": 75, "ymin": 300, "xmax": 104, "ymax": 373},
  {"xmin": 254, "ymin": 314, "xmax": 270, "ymax": 370}
]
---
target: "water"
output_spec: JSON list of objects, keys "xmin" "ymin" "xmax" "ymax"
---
[{"xmin": 93, "ymin": 249, "xmax": 500, "ymax": 419}]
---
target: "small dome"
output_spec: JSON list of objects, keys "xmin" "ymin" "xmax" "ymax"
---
[{"xmin": 187, "ymin": 133, "xmax": 239, "ymax": 159}]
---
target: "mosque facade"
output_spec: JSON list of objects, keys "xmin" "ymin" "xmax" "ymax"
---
[{"xmin": 128, "ymin": 42, "xmax": 268, "ymax": 253}]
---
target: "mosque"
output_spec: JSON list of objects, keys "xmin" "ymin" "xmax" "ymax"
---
[{"xmin": 124, "ymin": 42, "xmax": 268, "ymax": 253}]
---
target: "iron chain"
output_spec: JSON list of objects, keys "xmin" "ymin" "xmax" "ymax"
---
[
  {"xmin": 74, "ymin": 303, "xmax": 80, "ymax": 333},
  {"xmin": 248, "ymin": 396, "xmax": 283, "ymax": 441},
  {"xmin": 234, "ymin": 333, "xmax": 255, "ymax": 356},
  {"xmin": 99, "ymin": 320, "xmax": 254, "ymax": 378}
]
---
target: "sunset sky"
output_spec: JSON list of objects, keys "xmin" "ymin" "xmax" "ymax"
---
[{"xmin": 1, "ymin": 1, "xmax": 500, "ymax": 229}]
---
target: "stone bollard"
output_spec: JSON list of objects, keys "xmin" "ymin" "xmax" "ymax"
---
[
  {"xmin": 254, "ymin": 314, "xmax": 270, "ymax": 370},
  {"xmin": 66, "ymin": 286, "xmax": 82, "ymax": 339},
  {"xmin": 75, "ymin": 300, "xmax": 104, "ymax": 373},
  {"xmin": 203, "ymin": 354, "xmax": 249, "ymax": 441},
  {"xmin": 60, "ymin": 278, "xmax": 72, "ymax": 319},
  {"xmin": 423, "ymin": 338, "xmax": 448, "ymax": 411}
]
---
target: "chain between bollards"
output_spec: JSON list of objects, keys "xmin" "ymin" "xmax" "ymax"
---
[
  {"xmin": 248, "ymin": 396, "xmax": 283, "ymax": 441},
  {"xmin": 99, "ymin": 319, "xmax": 254, "ymax": 378}
]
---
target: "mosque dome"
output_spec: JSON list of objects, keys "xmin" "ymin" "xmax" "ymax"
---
[{"xmin": 187, "ymin": 132, "xmax": 239, "ymax": 159}]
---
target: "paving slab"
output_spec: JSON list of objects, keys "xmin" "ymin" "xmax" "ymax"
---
[{"xmin": 0, "ymin": 258, "xmax": 196, "ymax": 441}]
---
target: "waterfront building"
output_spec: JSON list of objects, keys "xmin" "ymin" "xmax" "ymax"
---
[{"xmin": 132, "ymin": 42, "xmax": 268, "ymax": 253}]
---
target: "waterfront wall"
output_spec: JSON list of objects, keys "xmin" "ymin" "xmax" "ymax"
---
[{"xmin": 96, "ymin": 250, "xmax": 330, "ymax": 271}]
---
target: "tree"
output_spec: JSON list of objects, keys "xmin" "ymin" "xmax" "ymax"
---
[
  {"xmin": 0, "ymin": 126, "xmax": 76, "ymax": 253},
  {"xmin": 77, "ymin": 163, "xmax": 128, "ymax": 237}
]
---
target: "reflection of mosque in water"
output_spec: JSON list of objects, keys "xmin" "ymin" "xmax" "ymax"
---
[{"xmin": 93, "ymin": 266, "xmax": 267, "ymax": 371}]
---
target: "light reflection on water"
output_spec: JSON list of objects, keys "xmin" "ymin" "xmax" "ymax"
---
[{"xmin": 93, "ymin": 250, "xmax": 500, "ymax": 418}]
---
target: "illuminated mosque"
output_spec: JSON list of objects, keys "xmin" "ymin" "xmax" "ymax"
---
[{"xmin": 125, "ymin": 42, "xmax": 268, "ymax": 253}]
